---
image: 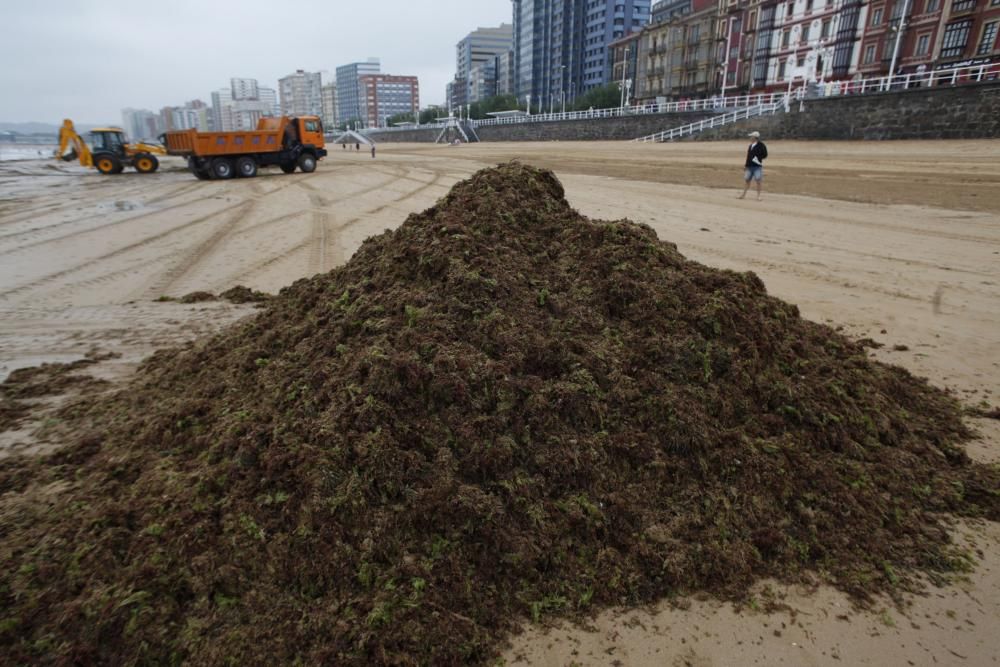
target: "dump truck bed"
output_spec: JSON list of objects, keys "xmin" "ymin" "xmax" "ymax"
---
[{"xmin": 164, "ymin": 128, "xmax": 285, "ymax": 157}]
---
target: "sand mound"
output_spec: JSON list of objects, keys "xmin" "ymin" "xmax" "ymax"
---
[{"xmin": 1, "ymin": 163, "xmax": 996, "ymax": 665}]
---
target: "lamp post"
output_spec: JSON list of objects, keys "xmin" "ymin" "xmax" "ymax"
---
[
  {"xmin": 620, "ymin": 47, "xmax": 630, "ymax": 109},
  {"xmin": 887, "ymin": 0, "xmax": 911, "ymax": 88},
  {"xmin": 721, "ymin": 16, "xmax": 734, "ymax": 99},
  {"xmin": 560, "ymin": 65, "xmax": 567, "ymax": 115}
]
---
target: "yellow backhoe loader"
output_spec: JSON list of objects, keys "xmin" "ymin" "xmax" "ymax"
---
[{"xmin": 57, "ymin": 119, "xmax": 166, "ymax": 175}]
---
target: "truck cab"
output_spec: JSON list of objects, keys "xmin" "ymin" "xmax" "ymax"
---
[{"xmin": 298, "ymin": 117, "xmax": 324, "ymax": 148}]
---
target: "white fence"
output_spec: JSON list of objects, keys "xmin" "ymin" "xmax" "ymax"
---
[
  {"xmin": 363, "ymin": 63, "xmax": 999, "ymax": 136},
  {"xmin": 469, "ymin": 92, "xmax": 789, "ymax": 127},
  {"xmin": 826, "ymin": 62, "xmax": 1000, "ymax": 96},
  {"xmin": 633, "ymin": 100, "xmax": 788, "ymax": 143}
]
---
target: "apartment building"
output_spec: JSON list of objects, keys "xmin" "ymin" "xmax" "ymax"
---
[
  {"xmin": 933, "ymin": 0, "xmax": 999, "ymax": 68},
  {"xmin": 279, "ymin": 70, "xmax": 323, "ymax": 117},
  {"xmin": 609, "ymin": 31, "xmax": 643, "ymax": 103},
  {"xmin": 359, "ymin": 75, "xmax": 419, "ymax": 127},
  {"xmin": 336, "ymin": 59, "xmax": 381, "ymax": 125},
  {"xmin": 321, "ymin": 83, "xmax": 338, "ymax": 129},
  {"xmin": 513, "ymin": 0, "xmax": 652, "ymax": 108}
]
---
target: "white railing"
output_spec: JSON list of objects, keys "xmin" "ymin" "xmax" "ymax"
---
[
  {"xmin": 825, "ymin": 62, "xmax": 1000, "ymax": 97},
  {"xmin": 470, "ymin": 92, "xmax": 789, "ymax": 127},
  {"xmin": 353, "ymin": 124, "xmax": 434, "ymax": 135},
  {"xmin": 633, "ymin": 99, "xmax": 788, "ymax": 143},
  {"xmin": 362, "ymin": 62, "xmax": 999, "ymax": 137}
]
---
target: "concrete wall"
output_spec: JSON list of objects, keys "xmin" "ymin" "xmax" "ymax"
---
[
  {"xmin": 363, "ymin": 82, "xmax": 1000, "ymax": 144},
  {"xmin": 693, "ymin": 82, "xmax": 1000, "ymax": 141},
  {"xmin": 474, "ymin": 112, "xmax": 716, "ymax": 142},
  {"xmin": 365, "ymin": 111, "xmax": 716, "ymax": 143},
  {"xmin": 364, "ymin": 127, "xmax": 440, "ymax": 143}
]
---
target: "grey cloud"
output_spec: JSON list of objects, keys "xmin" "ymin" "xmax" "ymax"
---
[{"xmin": 0, "ymin": 0, "xmax": 511, "ymax": 123}]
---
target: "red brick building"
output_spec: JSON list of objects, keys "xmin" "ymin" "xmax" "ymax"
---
[
  {"xmin": 358, "ymin": 75, "xmax": 420, "ymax": 128},
  {"xmin": 857, "ymin": 0, "xmax": 945, "ymax": 76},
  {"xmin": 855, "ymin": 0, "xmax": 998, "ymax": 76},
  {"xmin": 934, "ymin": 0, "xmax": 1000, "ymax": 68}
]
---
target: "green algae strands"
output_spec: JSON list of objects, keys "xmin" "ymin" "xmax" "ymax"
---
[{"xmin": 1, "ymin": 163, "xmax": 997, "ymax": 665}]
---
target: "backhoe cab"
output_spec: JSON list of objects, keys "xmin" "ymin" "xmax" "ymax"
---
[{"xmin": 57, "ymin": 119, "xmax": 164, "ymax": 175}]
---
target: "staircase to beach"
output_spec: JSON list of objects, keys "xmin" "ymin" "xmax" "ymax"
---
[
  {"xmin": 461, "ymin": 121, "xmax": 480, "ymax": 143},
  {"xmin": 632, "ymin": 98, "xmax": 788, "ymax": 143}
]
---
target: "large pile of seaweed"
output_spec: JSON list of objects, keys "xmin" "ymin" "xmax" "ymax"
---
[{"xmin": 1, "ymin": 163, "xmax": 996, "ymax": 665}]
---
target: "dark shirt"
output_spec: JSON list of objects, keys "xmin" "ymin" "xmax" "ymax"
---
[{"xmin": 745, "ymin": 140, "xmax": 768, "ymax": 168}]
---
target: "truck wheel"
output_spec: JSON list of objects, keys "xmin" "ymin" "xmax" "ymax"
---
[
  {"xmin": 95, "ymin": 154, "xmax": 122, "ymax": 175},
  {"xmin": 279, "ymin": 162, "xmax": 296, "ymax": 174},
  {"xmin": 134, "ymin": 154, "xmax": 159, "ymax": 174},
  {"xmin": 211, "ymin": 158, "xmax": 234, "ymax": 179},
  {"xmin": 187, "ymin": 158, "xmax": 210, "ymax": 180},
  {"xmin": 297, "ymin": 153, "xmax": 317, "ymax": 173},
  {"xmin": 235, "ymin": 156, "xmax": 258, "ymax": 178}
]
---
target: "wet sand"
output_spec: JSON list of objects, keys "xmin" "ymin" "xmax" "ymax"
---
[{"xmin": 1, "ymin": 140, "xmax": 998, "ymax": 665}]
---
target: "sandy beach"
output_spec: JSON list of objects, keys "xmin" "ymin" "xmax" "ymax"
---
[{"xmin": 1, "ymin": 139, "xmax": 998, "ymax": 665}]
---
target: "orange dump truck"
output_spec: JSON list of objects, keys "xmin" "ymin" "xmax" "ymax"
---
[{"xmin": 164, "ymin": 115, "xmax": 327, "ymax": 180}]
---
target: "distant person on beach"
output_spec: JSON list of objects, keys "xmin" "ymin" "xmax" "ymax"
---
[
  {"xmin": 355, "ymin": 143, "xmax": 360, "ymax": 151},
  {"xmin": 739, "ymin": 131, "xmax": 767, "ymax": 201},
  {"xmin": 371, "ymin": 144, "xmax": 376, "ymax": 159},
  {"xmin": 342, "ymin": 143, "xmax": 346, "ymax": 150}
]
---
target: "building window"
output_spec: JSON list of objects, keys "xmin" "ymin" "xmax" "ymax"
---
[
  {"xmin": 979, "ymin": 21, "xmax": 998, "ymax": 54},
  {"xmin": 925, "ymin": 0, "xmax": 940, "ymax": 11},
  {"xmin": 802, "ymin": 24, "xmax": 811, "ymax": 42},
  {"xmin": 950, "ymin": 0, "xmax": 975, "ymax": 10},
  {"xmin": 782, "ymin": 29, "xmax": 791, "ymax": 47},
  {"xmin": 779, "ymin": 59, "xmax": 788, "ymax": 77},
  {"xmin": 821, "ymin": 20, "xmax": 832, "ymax": 38},
  {"xmin": 864, "ymin": 43, "xmax": 877, "ymax": 63},
  {"xmin": 940, "ymin": 19, "xmax": 973, "ymax": 57},
  {"xmin": 871, "ymin": 7, "xmax": 883, "ymax": 25},
  {"xmin": 916, "ymin": 33, "xmax": 931, "ymax": 55}
]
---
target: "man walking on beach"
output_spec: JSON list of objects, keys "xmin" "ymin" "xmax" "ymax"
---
[{"xmin": 739, "ymin": 131, "xmax": 768, "ymax": 201}]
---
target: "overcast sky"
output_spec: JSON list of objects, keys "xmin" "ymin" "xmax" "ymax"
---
[{"xmin": 0, "ymin": 0, "xmax": 513, "ymax": 125}]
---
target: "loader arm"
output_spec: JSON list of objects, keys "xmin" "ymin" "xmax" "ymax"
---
[{"xmin": 57, "ymin": 119, "xmax": 93, "ymax": 167}]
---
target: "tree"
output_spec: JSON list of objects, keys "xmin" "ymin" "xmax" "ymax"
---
[
  {"xmin": 385, "ymin": 107, "xmax": 446, "ymax": 127},
  {"xmin": 468, "ymin": 94, "xmax": 523, "ymax": 120},
  {"xmin": 420, "ymin": 107, "xmax": 444, "ymax": 124},
  {"xmin": 386, "ymin": 112, "xmax": 416, "ymax": 126},
  {"xmin": 570, "ymin": 84, "xmax": 622, "ymax": 112}
]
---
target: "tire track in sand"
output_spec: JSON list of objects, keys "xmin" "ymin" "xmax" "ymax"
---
[
  {"xmin": 0, "ymin": 199, "xmax": 250, "ymax": 302},
  {"xmin": 338, "ymin": 168, "xmax": 450, "ymax": 234},
  {"xmin": 0, "ymin": 195, "xmax": 224, "ymax": 256},
  {"xmin": 220, "ymin": 166, "xmax": 448, "ymax": 287},
  {"xmin": 0, "ymin": 175, "xmax": 185, "ymax": 227},
  {"xmin": 139, "ymin": 200, "xmax": 257, "ymax": 299}
]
